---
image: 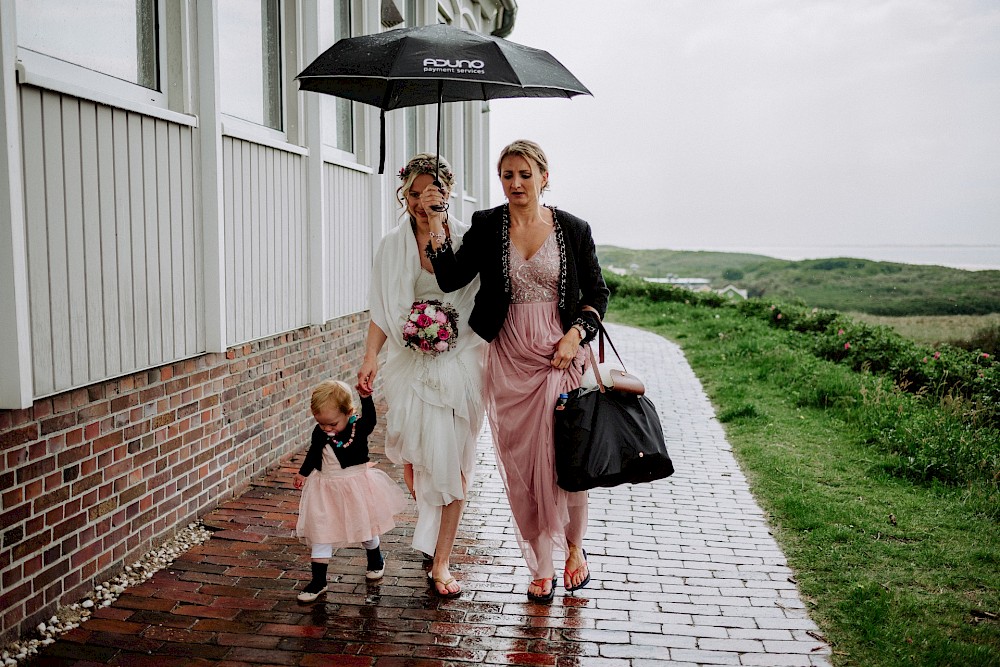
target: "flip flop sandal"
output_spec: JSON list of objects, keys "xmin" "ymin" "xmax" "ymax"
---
[
  {"xmin": 526, "ymin": 575, "xmax": 556, "ymax": 604},
  {"xmin": 430, "ymin": 576, "xmax": 462, "ymax": 599},
  {"xmin": 564, "ymin": 549, "xmax": 591, "ymax": 592}
]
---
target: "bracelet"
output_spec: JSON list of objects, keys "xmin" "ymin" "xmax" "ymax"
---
[
  {"xmin": 572, "ymin": 316, "xmax": 597, "ymax": 342},
  {"xmin": 424, "ymin": 236, "xmax": 452, "ymax": 260},
  {"xmin": 429, "ymin": 230, "xmax": 447, "ymax": 243}
]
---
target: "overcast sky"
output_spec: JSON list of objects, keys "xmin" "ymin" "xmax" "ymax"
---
[{"xmin": 487, "ymin": 0, "xmax": 1000, "ymax": 259}]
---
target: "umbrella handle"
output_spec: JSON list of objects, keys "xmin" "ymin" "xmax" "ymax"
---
[{"xmin": 430, "ymin": 180, "xmax": 449, "ymax": 212}]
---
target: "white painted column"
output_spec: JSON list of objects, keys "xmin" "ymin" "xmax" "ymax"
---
[
  {"xmin": 0, "ymin": 3, "xmax": 34, "ymax": 409},
  {"xmin": 195, "ymin": 0, "xmax": 227, "ymax": 352},
  {"xmin": 301, "ymin": 0, "xmax": 328, "ymax": 326},
  {"xmin": 363, "ymin": 3, "xmax": 387, "ymax": 256}
]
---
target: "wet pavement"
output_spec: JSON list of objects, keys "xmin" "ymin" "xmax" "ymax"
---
[{"xmin": 28, "ymin": 324, "xmax": 832, "ymax": 666}]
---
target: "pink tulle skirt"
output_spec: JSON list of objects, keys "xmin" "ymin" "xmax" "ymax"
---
[
  {"xmin": 296, "ymin": 453, "xmax": 408, "ymax": 547},
  {"xmin": 485, "ymin": 300, "xmax": 588, "ymax": 577}
]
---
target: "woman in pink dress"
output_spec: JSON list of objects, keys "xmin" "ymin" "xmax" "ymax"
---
[{"xmin": 425, "ymin": 140, "xmax": 609, "ymax": 603}]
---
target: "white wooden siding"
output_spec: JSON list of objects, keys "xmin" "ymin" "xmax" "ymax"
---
[
  {"xmin": 19, "ymin": 86, "xmax": 204, "ymax": 397},
  {"xmin": 222, "ymin": 137, "xmax": 309, "ymax": 346},
  {"xmin": 324, "ymin": 163, "xmax": 372, "ymax": 319}
]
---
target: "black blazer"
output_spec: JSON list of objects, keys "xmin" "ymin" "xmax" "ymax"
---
[
  {"xmin": 298, "ymin": 396, "xmax": 375, "ymax": 475},
  {"xmin": 430, "ymin": 205, "xmax": 609, "ymax": 342}
]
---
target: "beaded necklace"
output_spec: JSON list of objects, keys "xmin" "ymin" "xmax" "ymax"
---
[{"xmin": 327, "ymin": 415, "xmax": 358, "ymax": 448}]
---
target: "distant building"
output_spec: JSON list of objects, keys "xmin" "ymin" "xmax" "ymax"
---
[
  {"xmin": 645, "ymin": 276, "xmax": 712, "ymax": 288},
  {"xmin": 717, "ymin": 284, "xmax": 749, "ymax": 299},
  {"xmin": 644, "ymin": 276, "xmax": 748, "ymax": 299}
]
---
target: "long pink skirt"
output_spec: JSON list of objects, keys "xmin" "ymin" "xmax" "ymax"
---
[{"xmin": 485, "ymin": 300, "xmax": 588, "ymax": 578}]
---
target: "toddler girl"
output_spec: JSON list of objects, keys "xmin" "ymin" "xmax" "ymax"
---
[{"xmin": 294, "ymin": 380, "xmax": 408, "ymax": 602}]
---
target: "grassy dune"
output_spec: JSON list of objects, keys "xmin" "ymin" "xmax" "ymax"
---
[{"xmin": 599, "ymin": 246, "xmax": 1000, "ymax": 317}]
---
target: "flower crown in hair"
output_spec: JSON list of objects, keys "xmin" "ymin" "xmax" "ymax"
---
[{"xmin": 398, "ymin": 156, "xmax": 453, "ymax": 185}]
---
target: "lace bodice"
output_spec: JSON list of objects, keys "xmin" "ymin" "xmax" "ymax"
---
[{"xmin": 509, "ymin": 231, "xmax": 559, "ymax": 304}]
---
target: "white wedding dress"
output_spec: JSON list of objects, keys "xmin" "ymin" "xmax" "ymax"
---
[{"xmin": 369, "ymin": 221, "xmax": 485, "ymax": 556}]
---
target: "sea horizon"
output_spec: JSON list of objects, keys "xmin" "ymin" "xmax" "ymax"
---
[{"xmin": 629, "ymin": 244, "xmax": 1000, "ymax": 272}]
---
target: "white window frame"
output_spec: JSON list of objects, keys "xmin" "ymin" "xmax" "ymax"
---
[
  {"xmin": 13, "ymin": 0, "xmax": 195, "ymax": 127},
  {"xmin": 218, "ymin": 0, "xmax": 285, "ymax": 133},
  {"xmin": 317, "ymin": 0, "xmax": 371, "ymax": 170},
  {"xmin": 319, "ymin": 0, "xmax": 358, "ymax": 161}
]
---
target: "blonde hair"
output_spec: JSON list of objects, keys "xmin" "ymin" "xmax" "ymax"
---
[
  {"xmin": 310, "ymin": 380, "xmax": 354, "ymax": 415},
  {"xmin": 497, "ymin": 139, "xmax": 550, "ymax": 193},
  {"xmin": 396, "ymin": 153, "xmax": 455, "ymax": 212}
]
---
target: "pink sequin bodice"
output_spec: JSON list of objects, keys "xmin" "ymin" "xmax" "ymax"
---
[{"xmin": 509, "ymin": 231, "xmax": 559, "ymax": 304}]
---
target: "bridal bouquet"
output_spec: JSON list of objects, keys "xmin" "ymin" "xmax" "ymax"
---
[{"xmin": 403, "ymin": 300, "xmax": 458, "ymax": 356}]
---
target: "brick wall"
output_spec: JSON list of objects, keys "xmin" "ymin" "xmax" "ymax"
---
[{"xmin": 0, "ymin": 313, "xmax": 368, "ymax": 643}]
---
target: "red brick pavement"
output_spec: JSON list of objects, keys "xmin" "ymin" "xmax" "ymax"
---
[{"xmin": 26, "ymin": 403, "xmax": 620, "ymax": 667}]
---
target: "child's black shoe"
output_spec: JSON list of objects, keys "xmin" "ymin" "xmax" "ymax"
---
[
  {"xmin": 365, "ymin": 547, "xmax": 385, "ymax": 580},
  {"xmin": 297, "ymin": 562, "xmax": 328, "ymax": 602}
]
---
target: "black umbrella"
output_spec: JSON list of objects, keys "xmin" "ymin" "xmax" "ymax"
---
[{"xmin": 296, "ymin": 23, "xmax": 591, "ymax": 177}]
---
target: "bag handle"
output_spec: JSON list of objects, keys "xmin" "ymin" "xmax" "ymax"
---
[
  {"xmin": 594, "ymin": 320, "xmax": 629, "ymax": 372},
  {"xmin": 578, "ymin": 307, "xmax": 628, "ymax": 394},
  {"xmin": 587, "ymin": 344, "xmax": 606, "ymax": 393},
  {"xmin": 580, "ymin": 305, "xmax": 626, "ymax": 370}
]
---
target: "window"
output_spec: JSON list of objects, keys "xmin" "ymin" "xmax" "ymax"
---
[
  {"xmin": 16, "ymin": 0, "xmax": 159, "ymax": 90},
  {"xmin": 320, "ymin": 0, "xmax": 353, "ymax": 152},
  {"xmin": 218, "ymin": 0, "xmax": 283, "ymax": 130}
]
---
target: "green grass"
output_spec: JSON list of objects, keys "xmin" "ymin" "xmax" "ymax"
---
[{"xmin": 609, "ymin": 296, "xmax": 1000, "ymax": 667}]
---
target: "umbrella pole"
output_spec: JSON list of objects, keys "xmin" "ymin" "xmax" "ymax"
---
[
  {"xmin": 434, "ymin": 80, "xmax": 443, "ymax": 185},
  {"xmin": 431, "ymin": 81, "xmax": 447, "ymax": 212}
]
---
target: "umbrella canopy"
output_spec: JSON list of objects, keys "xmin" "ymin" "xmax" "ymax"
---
[{"xmin": 296, "ymin": 23, "xmax": 591, "ymax": 173}]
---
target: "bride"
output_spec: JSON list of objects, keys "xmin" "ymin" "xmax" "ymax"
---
[{"xmin": 356, "ymin": 154, "xmax": 485, "ymax": 598}]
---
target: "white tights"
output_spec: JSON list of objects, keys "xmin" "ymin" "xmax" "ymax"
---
[{"xmin": 310, "ymin": 535, "xmax": 379, "ymax": 560}]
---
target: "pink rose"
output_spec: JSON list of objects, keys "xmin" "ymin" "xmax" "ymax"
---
[
  {"xmin": 438, "ymin": 329, "xmax": 450, "ymax": 340},
  {"xmin": 435, "ymin": 310, "xmax": 448, "ymax": 323},
  {"xmin": 844, "ymin": 342, "xmax": 851, "ymax": 350},
  {"xmin": 416, "ymin": 314, "xmax": 433, "ymax": 328},
  {"xmin": 435, "ymin": 341, "xmax": 449, "ymax": 352},
  {"xmin": 933, "ymin": 351, "xmax": 941, "ymax": 359},
  {"xmin": 776, "ymin": 313, "xmax": 783, "ymax": 320},
  {"xmin": 837, "ymin": 329, "xmax": 845, "ymax": 336},
  {"xmin": 403, "ymin": 322, "xmax": 417, "ymax": 335}
]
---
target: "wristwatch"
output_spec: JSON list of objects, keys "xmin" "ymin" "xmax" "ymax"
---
[{"xmin": 571, "ymin": 323, "xmax": 587, "ymax": 341}]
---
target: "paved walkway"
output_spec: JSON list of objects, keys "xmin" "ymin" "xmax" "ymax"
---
[{"xmin": 29, "ymin": 324, "xmax": 831, "ymax": 666}]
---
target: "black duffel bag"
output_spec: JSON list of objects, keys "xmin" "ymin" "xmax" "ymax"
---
[{"xmin": 554, "ymin": 324, "xmax": 674, "ymax": 492}]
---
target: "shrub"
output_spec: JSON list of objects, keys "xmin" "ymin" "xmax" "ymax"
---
[{"xmin": 950, "ymin": 323, "xmax": 1000, "ymax": 357}]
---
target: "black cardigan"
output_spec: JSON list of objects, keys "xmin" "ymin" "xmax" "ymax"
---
[
  {"xmin": 430, "ymin": 204, "xmax": 609, "ymax": 342},
  {"xmin": 298, "ymin": 396, "xmax": 376, "ymax": 475}
]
